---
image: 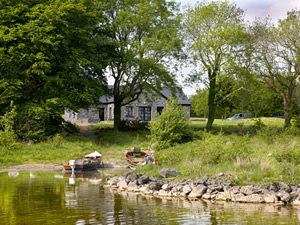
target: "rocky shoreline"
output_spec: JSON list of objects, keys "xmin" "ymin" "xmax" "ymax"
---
[{"xmin": 106, "ymin": 169, "xmax": 300, "ymax": 206}]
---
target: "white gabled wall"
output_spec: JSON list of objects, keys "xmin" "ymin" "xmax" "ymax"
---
[{"xmin": 64, "ymin": 93, "xmax": 190, "ymax": 124}]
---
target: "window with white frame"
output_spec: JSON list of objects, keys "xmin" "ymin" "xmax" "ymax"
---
[
  {"xmin": 138, "ymin": 107, "xmax": 151, "ymax": 121},
  {"xmin": 126, "ymin": 106, "xmax": 133, "ymax": 117}
]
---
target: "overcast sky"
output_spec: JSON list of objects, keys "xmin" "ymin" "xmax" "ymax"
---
[
  {"xmin": 176, "ymin": 0, "xmax": 300, "ymax": 21},
  {"xmin": 176, "ymin": 0, "xmax": 300, "ymax": 96}
]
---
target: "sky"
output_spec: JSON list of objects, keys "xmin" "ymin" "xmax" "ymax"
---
[
  {"xmin": 176, "ymin": 0, "xmax": 300, "ymax": 96},
  {"xmin": 176, "ymin": 0, "xmax": 300, "ymax": 21}
]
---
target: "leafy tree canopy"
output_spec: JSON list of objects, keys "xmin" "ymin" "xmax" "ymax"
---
[
  {"xmin": 103, "ymin": 0, "xmax": 184, "ymax": 130},
  {"xmin": 251, "ymin": 9, "xmax": 300, "ymax": 128},
  {"xmin": 184, "ymin": 0, "xmax": 249, "ymax": 131},
  {"xmin": 0, "ymin": 0, "xmax": 111, "ymax": 140}
]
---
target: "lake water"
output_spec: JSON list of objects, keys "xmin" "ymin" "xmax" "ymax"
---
[{"xmin": 0, "ymin": 170, "xmax": 300, "ymax": 225}]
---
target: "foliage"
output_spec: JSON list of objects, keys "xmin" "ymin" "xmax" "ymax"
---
[
  {"xmin": 0, "ymin": 101, "xmax": 18, "ymax": 150},
  {"xmin": 103, "ymin": 0, "xmax": 184, "ymax": 130},
  {"xmin": 291, "ymin": 116, "xmax": 300, "ymax": 129},
  {"xmin": 190, "ymin": 88, "xmax": 208, "ymax": 118},
  {"xmin": 149, "ymin": 97, "xmax": 189, "ymax": 150},
  {"xmin": 192, "ymin": 132, "xmax": 251, "ymax": 165},
  {"xmin": 51, "ymin": 133, "xmax": 66, "ymax": 149},
  {"xmin": 252, "ymin": 118, "xmax": 266, "ymax": 131},
  {"xmin": 184, "ymin": 0, "xmax": 249, "ymax": 131},
  {"xmin": 274, "ymin": 147, "xmax": 300, "ymax": 184},
  {"xmin": 1, "ymin": 118, "xmax": 299, "ymax": 186},
  {"xmin": 0, "ymin": 0, "xmax": 110, "ymax": 140},
  {"xmin": 119, "ymin": 120, "xmax": 149, "ymax": 131},
  {"xmin": 251, "ymin": 10, "xmax": 300, "ymax": 128}
]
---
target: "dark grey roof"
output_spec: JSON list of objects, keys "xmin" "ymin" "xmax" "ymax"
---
[
  {"xmin": 160, "ymin": 87, "xmax": 191, "ymax": 105},
  {"xmin": 100, "ymin": 86, "xmax": 191, "ymax": 105},
  {"xmin": 100, "ymin": 95, "xmax": 114, "ymax": 104},
  {"xmin": 100, "ymin": 85, "xmax": 114, "ymax": 104}
]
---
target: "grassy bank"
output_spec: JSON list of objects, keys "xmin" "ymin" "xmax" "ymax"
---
[{"xmin": 1, "ymin": 118, "xmax": 299, "ymax": 186}]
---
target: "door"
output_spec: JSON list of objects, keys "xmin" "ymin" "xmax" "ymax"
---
[{"xmin": 99, "ymin": 108, "xmax": 104, "ymax": 121}]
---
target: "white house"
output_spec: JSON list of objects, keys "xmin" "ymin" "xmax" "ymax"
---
[{"xmin": 64, "ymin": 87, "xmax": 191, "ymax": 123}]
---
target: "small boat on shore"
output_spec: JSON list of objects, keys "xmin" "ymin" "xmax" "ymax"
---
[
  {"xmin": 126, "ymin": 147, "xmax": 154, "ymax": 169},
  {"xmin": 64, "ymin": 151, "xmax": 102, "ymax": 173}
]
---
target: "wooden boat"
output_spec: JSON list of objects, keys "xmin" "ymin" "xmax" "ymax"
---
[
  {"xmin": 64, "ymin": 151, "xmax": 102, "ymax": 172},
  {"xmin": 126, "ymin": 147, "xmax": 154, "ymax": 169}
]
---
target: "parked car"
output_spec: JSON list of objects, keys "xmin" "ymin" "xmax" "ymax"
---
[
  {"xmin": 271, "ymin": 114, "xmax": 284, "ymax": 118},
  {"xmin": 226, "ymin": 113, "xmax": 252, "ymax": 121}
]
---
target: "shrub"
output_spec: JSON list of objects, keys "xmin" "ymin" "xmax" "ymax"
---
[
  {"xmin": 291, "ymin": 115, "xmax": 300, "ymax": 129},
  {"xmin": 149, "ymin": 97, "xmax": 190, "ymax": 150},
  {"xmin": 252, "ymin": 118, "xmax": 266, "ymax": 131},
  {"xmin": 119, "ymin": 120, "xmax": 149, "ymax": 131},
  {"xmin": 256, "ymin": 126, "xmax": 281, "ymax": 144},
  {"xmin": 274, "ymin": 147, "xmax": 300, "ymax": 184},
  {"xmin": 51, "ymin": 133, "xmax": 66, "ymax": 148},
  {"xmin": 0, "ymin": 101, "xmax": 18, "ymax": 150},
  {"xmin": 62, "ymin": 121, "xmax": 80, "ymax": 134}
]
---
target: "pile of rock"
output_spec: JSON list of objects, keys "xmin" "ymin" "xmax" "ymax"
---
[{"xmin": 106, "ymin": 168, "xmax": 300, "ymax": 205}]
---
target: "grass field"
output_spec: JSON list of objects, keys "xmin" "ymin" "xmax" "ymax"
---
[{"xmin": 1, "ymin": 117, "xmax": 299, "ymax": 186}]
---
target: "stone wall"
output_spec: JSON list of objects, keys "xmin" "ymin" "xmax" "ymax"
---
[
  {"xmin": 106, "ymin": 172, "xmax": 300, "ymax": 205},
  {"xmin": 64, "ymin": 108, "xmax": 100, "ymax": 124}
]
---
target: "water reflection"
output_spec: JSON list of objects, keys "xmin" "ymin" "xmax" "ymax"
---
[{"xmin": 0, "ymin": 170, "xmax": 299, "ymax": 225}]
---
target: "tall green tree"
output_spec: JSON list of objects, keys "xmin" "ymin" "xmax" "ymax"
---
[
  {"xmin": 0, "ymin": 0, "xmax": 110, "ymax": 139},
  {"xmin": 184, "ymin": 0, "xmax": 248, "ymax": 131},
  {"xmin": 103, "ymin": 0, "xmax": 183, "ymax": 130},
  {"xmin": 252, "ymin": 10, "xmax": 300, "ymax": 128}
]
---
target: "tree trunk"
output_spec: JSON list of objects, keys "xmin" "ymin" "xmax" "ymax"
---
[
  {"xmin": 283, "ymin": 96, "xmax": 292, "ymax": 129},
  {"xmin": 206, "ymin": 70, "xmax": 217, "ymax": 131},
  {"xmin": 114, "ymin": 98, "xmax": 122, "ymax": 130}
]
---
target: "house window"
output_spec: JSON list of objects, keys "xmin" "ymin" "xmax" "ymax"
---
[
  {"xmin": 126, "ymin": 106, "xmax": 133, "ymax": 117},
  {"xmin": 157, "ymin": 107, "xmax": 164, "ymax": 115},
  {"xmin": 138, "ymin": 107, "xmax": 151, "ymax": 121}
]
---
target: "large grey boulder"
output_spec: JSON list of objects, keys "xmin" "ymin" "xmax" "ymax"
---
[
  {"xmin": 159, "ymin": 168, "xmax": 181, "ymax": 178},
  {"xmin": 277, "ymin": 191, "xmax": 291, "ymax": 203},
  {"xmin": 232, "ymin": 194, "xmax": 264, "ymax": 203},
  {"xmin": 216, "ymin": 192, "xmax": 231, "ymax": 201},
  {"xmin": 162, "ymin": 183, "xmax": 174, "ymax": 191},
  {"xmin": 240, "ymin": 185, "xmax": 255, "ymax": 195},
  {"xmin": 194, "ymin": 179, "xmax": 207, "ymax": 185},
  {"xmin": 148, "ymin": 181, "xmax": 163, "ymax": 191},
  {"xmin": 188, "ymin": 184, "xmax": 207, "ymax": 198},
  {"xmin": 263, "ymin": 193, "xmax": 277, "ymax": 203},
  {"xmin": 126, "ymin": 173, "xmax": 138, "ymax": 184},
  {"xmin": 246, "ymin": 194, "xmax": 265, "ymax": 203},
  {"xmin": 118, "ymin": 180, "xmax": 128, "ymax": 190},
  {"xmin": 108, "ymin": 176, "xmax": 120, "ymax": 186},
  {"xmin": 138, "ymin": 175, "xmax": 149, "ymax": 185},
  {"xmin": 268, "ymin": 182, "xmax": 292, "ymax": 193},
  {"xmin": 230, "ymin": 186, "xmax": 241, "ymax": 195},
  {"xmin": 127, "ymin": 182, "xmax": 138, "ymax": 192},
  {"xmin": 182, "ymin": 184, "xmax": 192, "ymax": 195},
  {"xmin": 158, "ymin": 189, "xmax": 169, "ymax": 196}
]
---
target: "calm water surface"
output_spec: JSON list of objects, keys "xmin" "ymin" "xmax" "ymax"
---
[{"xmin": 0, "ymin": 170, "xmax": 300, "ymax": 225}]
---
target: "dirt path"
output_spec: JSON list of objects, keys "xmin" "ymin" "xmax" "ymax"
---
[{"xmin": 77, "ymin": 124, "xmax": 97, "ymax": 140}]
